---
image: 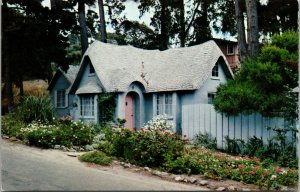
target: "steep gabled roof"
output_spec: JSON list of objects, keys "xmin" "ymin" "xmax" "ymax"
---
[
  {"xmin": 64, "ymin": 65, "xmax": 80, "ymax": 83},
  {"xmin": 48, "ymin": 65, "xmax": 80, "ymax": 91},
  {"xmin": 71, "ymin": 40, "xmax": 234, "ymax": 93}
]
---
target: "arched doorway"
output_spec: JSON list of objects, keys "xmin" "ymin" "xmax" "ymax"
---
[{"xmin": 125, "ymin": 92, "xmax": 140, "ymax": 129}]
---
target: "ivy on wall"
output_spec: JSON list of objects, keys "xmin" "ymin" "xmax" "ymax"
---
[{"xmin": 98, "ymin": 92, "xmax": 116, "ymax": 124}]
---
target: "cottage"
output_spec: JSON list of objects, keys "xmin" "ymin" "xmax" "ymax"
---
[
  {"xmin": 50, "ymin": 40, "xmax": 234, "ymax": 132},
  {"xmin": 48, "ymin": 65, "xmax": 80, "ymax": 117}
]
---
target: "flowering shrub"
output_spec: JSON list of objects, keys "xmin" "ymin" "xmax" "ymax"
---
[
  {"xmin": 111, "ymin": 128, "xmax": 186, "ymax": 167},
  {"xmin": 163, "ymin": 147, "xmax": 298, "ymax": 188},
  {"xmin": 19, "ymin": 117, "xmax": 94, "ymax": 148},
  {"xmin": 109, "ymin": 115, "xmax": 186, "ymax": 167},
  {"xmin": 20, "ymin": 121, "xmax": 59, "ymax": 148},
  {"xmin": 144, "ymin": 115, "xmax": 174, "ymax": 131}
]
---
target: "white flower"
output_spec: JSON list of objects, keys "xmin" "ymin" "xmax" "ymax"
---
[
  {"xmin": 270, "ymin": 175, "xmax": 277, "ymax": 180},
  {"xmin": 281, "ymin": 170, "xmax": 287, "ymax": 175}
]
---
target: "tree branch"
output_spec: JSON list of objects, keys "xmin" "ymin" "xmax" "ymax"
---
[{"xmin": 185, "ymin": 1, "xmax": 201, "ymax": 35}]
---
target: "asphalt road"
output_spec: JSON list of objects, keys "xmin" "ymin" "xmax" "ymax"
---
[{"xmin": 1, "ymin": 139, "xmax": 209, "ymax": 191}]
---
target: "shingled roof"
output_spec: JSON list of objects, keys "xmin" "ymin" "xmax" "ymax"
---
[
  {"xmin": 48, "ymin": 65, "xmax": 80, "ymax": 91},
  {"xmin": 65, "ymin": 65, "xmax": 80, "ymax": 83},
  {"xmin": 76, "ymin": 40, "xmax": 233, "ymax": 93}
]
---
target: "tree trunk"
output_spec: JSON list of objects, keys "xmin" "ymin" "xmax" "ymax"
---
[
  {"xmin": 159, "ymin": 0, "xmax": 168, "ymax": 50},
  {"xmin": 245, "ymin": 0, "xmax": 259, "ymax": 57},
  {"xmin": 78, "ymin": 0, "xmax": 89, "ymax": 55},
  {"xmin": 234, "ymin": 0, "xmax": 248, "ymax": 62},
  {"xmin": 4, "ymin": 55, "xmax": 14, "ymax": 113},
  {"xmin": 179, "ymin": 0, "xmax": 185, "ymax": 47},
  {"xmin": 297, "ymin": 0, "xmax": 300, "ymax": 182},
  {"xmin": 19, "ymin": 78, "xmax": 24, "ymax": 97},
  {"xmin": 50, "ymin": 0, "xmax": 58, "ymax": 10},
  {"xmin": 98, "ymin": 0, "xmax": 107, "ymax": 43},
  {"xmin": 2, "ymin": 1, "xmax": 14, "ymax": 113}
]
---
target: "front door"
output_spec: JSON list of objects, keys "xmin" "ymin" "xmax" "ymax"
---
[{"xmin": 125, "ymin": 94, "xmax": 134, "ymax": 129}]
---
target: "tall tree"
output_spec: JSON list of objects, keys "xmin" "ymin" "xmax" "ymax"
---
[
  {"xmin": 188, "ymin": 0, "xmax": 213, "ymax": 46},
  {"xmin": 78, "ymin": 0, "xmax": 89, "ymax": 54},
  {"xmin": 259, "ymin": 0, "xmax": 298, "ymax": 36},
  {"xmin": 116, "ymin": 20, "xmax": 159, "ymax": 49},
  {"xmin": 245, "ymin": 0, "xmax": 259, "ymax": 57},
  {"xmin": 138, "ymin": 0, "xmax": 173, "ymax": 50},
  {"xmin": 98, "ymin": 0, "xmax": 107, "ymax": 43},
  {"xmin": 2, "ymin": 0, "xmax": 70, "ymax": 112},
  {"xmin": 234, "ymin": 0, "xmax": 247, "ymax": 61}
]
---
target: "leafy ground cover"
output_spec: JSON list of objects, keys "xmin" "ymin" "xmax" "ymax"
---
[{"xmin": 79, "ymin": 151, "xmax": 113, "ymax": 166}]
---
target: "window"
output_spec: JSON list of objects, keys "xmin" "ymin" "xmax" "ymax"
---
[
  {"xmin": 208, "ymin": 93, "xmax": 215, "ymax": 104},
  {"xmin": 227, "ymin": 44, "xmax": 234, "ymax": 55},
  {"xmin": 56, "ymin": 90, "xmax": 66, "ymax": 108},
  {"xmin": 89, "ymin": 64, "xmax": 95, "ymax": 74},
  {"xmin": 212, "ymin": 64, "xmax": 219, "ymax": 77},
  {"xmin": 80, "ymin": 95, "xmax": 94, "ymax": 117},
  {"xmin": 156, "ymin": 93, "xmax": 173, "ymax": 116}
]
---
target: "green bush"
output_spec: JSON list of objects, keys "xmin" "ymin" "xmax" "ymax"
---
[
  {"xmin": 194, "ymin": 132, "xmax": 217, "ymax": 149},
  {"xmin": 224, "ymin": 136, "xmax": 245, "ymax": 154},
  {"xmin": 243, "ymin": 136, "xmax": 264, "ymax": 158},
  {"xmin": 111, "ymin": 128, "xmax": 135, "ymax": 160},
  {"xmin": 220, "ymin": 132, "xmax": 298, "ymax": 169},
  {"xmin": 79, "ymin": 151, "xmax": 113, "ymax": 166},
  {"xmin": 97, "ymin": 141, "xmax": 113, "ymax": 155},
  {"xmin": 16, "ymin": 95, "xmax": 55, "ymax": 124},
  {"xmin": 1, "ymin": 113, "xmax": 24, "ymax": 137}
]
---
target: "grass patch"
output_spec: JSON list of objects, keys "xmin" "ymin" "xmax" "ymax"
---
[{"xmin": 79, "ymin": 151, "xmax": 113, "ymax": 166}]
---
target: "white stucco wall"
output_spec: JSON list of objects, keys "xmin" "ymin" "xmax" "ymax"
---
[
  {"xmin": 180, "ymin": 62, "xmax": 228, "ymax": 106},
  {"xmin": 73, "ymin": 64, "xmax": 101, "ymax": 124},
  {"xmin": 50, "ymin": 75, "xmax": 71, "ymax": 118},
  {"xmin": 115, "ymin": 82, "xmax": 145, "ymax": 129}
]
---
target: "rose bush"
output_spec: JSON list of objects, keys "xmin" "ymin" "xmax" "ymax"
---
[{"xmin": 108, "ymin": 115, "xmax": 186, "ymax": 167}]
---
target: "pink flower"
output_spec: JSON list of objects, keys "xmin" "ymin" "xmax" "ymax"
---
[
  {"xmin": 253, "ymin": 166, "xmax": 260, "ymax": 171},
  {"xmin": 211, "ymin": 174, "xmax": 218, "ymax": 179},
  {"xmin": 275, "ymin": 167, "xmax": 281, "ymax": 173},
  {"xmin": 238, "ymin": 164, "xmax": 245, "ymax": 169},
  {"xmin": 249, "ymin": 171, "xmax": 255, "ymax": 175}
]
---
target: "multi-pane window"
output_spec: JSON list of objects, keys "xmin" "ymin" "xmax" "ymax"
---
[
  {"xmin": 156, "ymin": 93, "xmax": 173, "ymax": 116},
  {"xmin": 80, "ymin": 95, "xmax": 94, "ymax": 116},
  {"xmin": 157, "ymin": 94, "xmax": 164, "ymax": 115},
  {"xmin": 227, "ymin": 44, "xmax": 234, "ymax": 55},
  {"xmin": 212, "ymin": 64, "xmax": 219, "ymax": 77},
  {"xmin": 208, "ymin": 93, "xmax": 215, "ymax": 104},
  {"xmin": 165, "ymin": 94, "xmax": 172, "ymax": 115},
  {"xmin": 56, "ymin": 90, "xmax": 66, "ymax": 108}
]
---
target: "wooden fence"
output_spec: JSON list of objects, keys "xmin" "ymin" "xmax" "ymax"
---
[{"xmin": 182, "ymin": 104, "xmax": 297, "ymax": 149}]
